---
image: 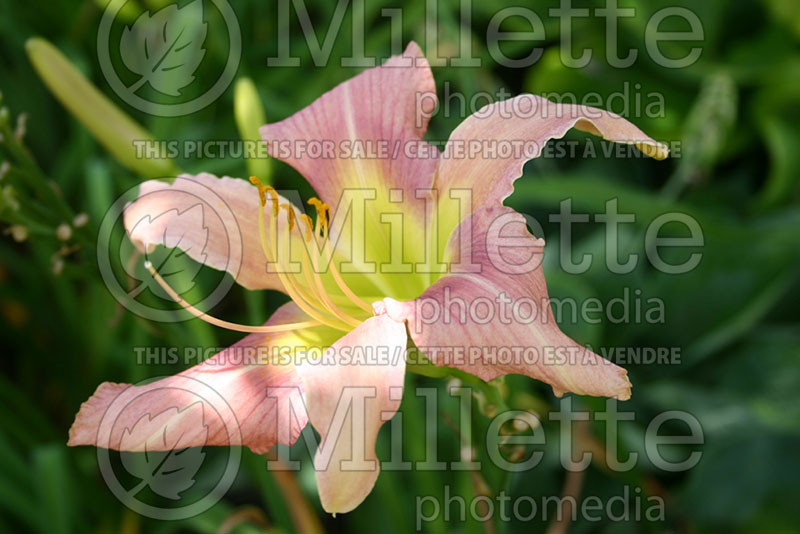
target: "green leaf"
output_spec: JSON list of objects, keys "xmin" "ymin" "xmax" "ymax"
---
[
  {"xmin": 33, "ymin": 444, "xmax": 73, "ymax": 534},
  {"xmin": 755, "ymin": 112, "xmax": 800, "ymax": 210}
]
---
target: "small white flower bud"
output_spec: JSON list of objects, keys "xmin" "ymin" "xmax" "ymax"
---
[
  {"xmin": 14, "ymin": 113, "xmax": 27, "ymax": 141},
  {"xmin": 9, "ymin": 225, "xmax": 27, "ymax": 242},
  {"xmin": 1, "ymin": 186, "xmax": 19, "ymax": 211},
  {"xmin": 52, "ymin": 257, "xmax": 64, "ymax": 276},
  {"xmin": 72, "ymin": 212, "xmax": 89, "ymax": 228},
  {"xmin": 513, "ymin": 418, "xmax": 532, "ymax": 432},
  {"xmin": 56, "ymin": 223, "xmax": 72, "ymax": 241}
]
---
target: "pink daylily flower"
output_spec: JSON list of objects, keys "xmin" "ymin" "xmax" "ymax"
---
[{"xmin": 69, "ymin": 42, "xmax": 667, "ymax": 513}]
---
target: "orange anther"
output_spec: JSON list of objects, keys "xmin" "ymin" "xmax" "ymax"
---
[
  {"xmin": 280, "ymin": 203, "xmax": 295, "ymax": 230},
  {"xmin": 249, "ymin": 176, "xmax": 266, "ymax": 207},
  {"xmin": 265, "ymin": 186, "xmax": 279, "ymax": 216},
  {"xmin": 299, "ymin": 214, "xmax": 314, "ymax": 242}
]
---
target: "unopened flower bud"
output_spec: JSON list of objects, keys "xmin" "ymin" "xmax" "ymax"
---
[
  {"xmin": 14, "ymin": 113, "xmax": 27, "ymax": 141},
  {"xmin": 52, "ymin": 257, "xmax": 64, "ymax": 276},
  {"xmin": 1, "ymin": 186, "xmax": 19, "ymax": 211},
  {"xmin": 25, "ymin": 38, "xmax": 177, "ymax": 178},
  {"xmin": 72, "ymin": 212, "xmax": 89, "ymax": 228},
  {"xmin": 512, "ymin": 418, "xmax": 530, "ymax": 432},
  {"xmin": 234, "ymin": 77, "xmax": 271, "ymax": 182},
  {"xmin": 474, "ymin": 390, "xmax": 498, "ymax": 418},
  {"xmin": 8, "ymin": 225, "xmax": 27, "ymax": 242},
  {"xmin": 56, "ymin": 223, "xmax": 72, "ymax": 241}
]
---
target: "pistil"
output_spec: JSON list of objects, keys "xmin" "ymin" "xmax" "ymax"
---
[{"xmin": 144, "ymin": 261, "xmax": 321, "ymax": 334}]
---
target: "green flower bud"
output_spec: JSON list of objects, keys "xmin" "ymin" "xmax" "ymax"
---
[
  {"xmin": 93, "ymin": 0, "xmax": 143, "ymax": 23},
  {"xmin": 25, "ymin": 37, "xmax": 178, "ymax": 179},
  {"xmin": 234, "ymin": 77, "xmax": 271, "ymax": 183}
]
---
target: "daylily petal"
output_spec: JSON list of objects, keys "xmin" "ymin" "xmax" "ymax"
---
[
  {"xmin": 260, "ymin": 42, "xmax": 438, "ymax": 215},
  {"xmin": 124, "ymin": 173, "xmax": 304, "ymax": 292},
  {"xmin": 260, "ymin": 42, "xmax": 441, "ymax": 300},
  {"xmin": 434, "ymin": 95, "xmax": 669, "ymax": 242},
  {"xmin": 68, "ymin": 303, "xmax": 335, "ymax": 454},
  {"xmin": 296, "ymin": 313, "xmax": 407, "ymax": 514},
  {"xmin": 384, "ymin": 207, "xmax": 631, "ymax": 400}
]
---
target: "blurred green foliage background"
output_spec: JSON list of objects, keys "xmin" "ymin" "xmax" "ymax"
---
[{"xmin": 1, "ymin": 0, "xmax": 799, "ymax": 532}]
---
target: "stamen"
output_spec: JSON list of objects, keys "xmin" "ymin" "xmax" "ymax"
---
[
  {"xmin": 320, "ymin": 203, "xmax": 329, "ymax": 238},
  {"xmin": 290, "ymin": 219, "xmax": 361, "ymax": 328},
  {"xmin": 250, "ymin": 176, "xmax": 279, "ymax": 215},
  {"xmin": 249, "ymin": 176, "xmax": 266, "ymax": 207},
  {"xmin": 144, "ymin": 261, "xmax": 321, "ymax": 333},
  {"xmin": 245, "ymin": 191, "xmax": 370, "ymax": 328},
  {"xmin": 265, "ymin": 187, "xmax": 279, "ymax": 216},
  {"xmin": 320, "ymin": 238, "xmax": 373, "ymax": 313},
  {"xmin": 308, "ymin": 197, "xmax": 329, "ymax": 238},
  {"xmin": 308, "ymin": 196, "xmax": 371, "ymax": 313},
  {"xmin": 274, "ymin": 205, "xmax": 340, "ymax": 321},
  {"xmin": 299, "ymin": 214, "xmax": 313, "ymax": 242},
  {"xmin": 280, "ymin": 203, "xmax": 295, "ymax": 230},
  {"xmin": 256, "ymin": 198, "xmax": 350, "ymax": 331}
]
